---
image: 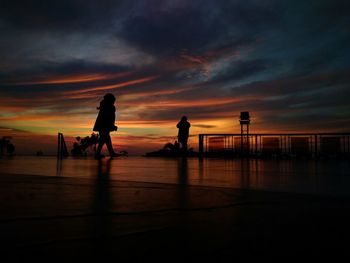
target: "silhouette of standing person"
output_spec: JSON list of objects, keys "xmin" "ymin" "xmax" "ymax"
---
[
  {"xmin": 176, "ymin": 116, "xmax": 191, "ymax": 153},
  {"xmin": 93, "ymin": 93, "xmax": 118, "ymax": 159}
]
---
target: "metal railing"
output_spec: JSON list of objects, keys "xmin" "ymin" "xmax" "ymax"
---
[
  {"xmin": 198, "ymin": 133, "xmax": 350, "ymax": 158},
  {"xmin": 57, "ymin": 132, "xmax": 69, "ymax": 159}
]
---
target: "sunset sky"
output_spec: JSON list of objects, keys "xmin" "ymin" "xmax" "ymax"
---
[{"xmin": 0, "ymin": 0, "xmax": 349, "ymax": 155}]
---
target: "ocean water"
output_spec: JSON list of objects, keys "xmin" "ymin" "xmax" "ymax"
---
[{"xmin": 0, "ymin": 156, "xmax": 350, "ymax": 196}]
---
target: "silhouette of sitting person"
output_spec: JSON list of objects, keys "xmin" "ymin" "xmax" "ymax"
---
[
  {"xmin": 174, "ymin": 140, "xmax": 180, "ymax": 152},
  {"xmin": 176, "ymin": 116, "xmax": 191, "ymax": 153},
  {"xmin": 93, "ymin": 93, "xmax": 118, "ymax": 159}
]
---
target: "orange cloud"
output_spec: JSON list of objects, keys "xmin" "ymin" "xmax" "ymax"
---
[
  {"xmin": 121, "ymin": 96, "xmax": 257, "ymax": 108},
  {"xmin": 0, "ymin": 105, "xmax": 30, "ymax": 112},
  {"xmin": 65, "ymin": 76, "xmax": 158, "ymax": 94},
  {"xmin": 121, "ymin": 85, "xmax": 197, "ymax": 100},
  {"xmin": 1, "ymin": 72, "xmax": 132, "ymax": 85},
  {"xmin": 116, "ymin": 120, "xmax": 175, "ymax": 128},
  {"xmin": 0, "ymin": 115, "xmax": 59, "ymax": 122}
]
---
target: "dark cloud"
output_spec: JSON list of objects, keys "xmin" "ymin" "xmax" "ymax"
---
[
  {"xmin": 130, "ymin": 69, "xmax": 350, "ymax": 126},
  {"xmin": 209, "ymin": 59, "xmax": 272, "ymax": 83},
  {"xmin": 0, "ymin": 0, "xmax": 126, "ymax": 31},
  {"xmin": 227, "ymin": 70, "xmax": 350, "ymax": 97},
  {"xmin": 118, "ymin": 0, "xmax": 281, "ymax": 56},
  {"xmin": 0, "ymin": 60, "xmax": 130, "ymax": 82}
]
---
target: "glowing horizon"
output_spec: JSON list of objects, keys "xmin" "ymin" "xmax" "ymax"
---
[{"xmin": 1, "ymin": 1, "xmax": 349, "ymax": 155}]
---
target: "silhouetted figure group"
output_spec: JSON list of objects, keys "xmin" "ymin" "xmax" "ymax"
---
[
  {"xmin": 0, "ymin": 136, "xmax": 15, "ymax": 156},
  {"xmin": 145, "ymin": 117, "xmax": 195, "ymax": 157},
  {"xmin": 93, "ymin": 93, "xmax": 191, "ymax": 159},
  {"xmin": 71, "ymin": 133, "xmax": 99, "ymax": 156}
]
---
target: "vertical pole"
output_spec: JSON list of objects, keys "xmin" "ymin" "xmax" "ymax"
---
[
  {"xmin": 199, "ymin": 135, "xmax": 203, "ymax": 157},
  {"xmin": 232, "ymin": 135, "xmax": 234, "ymax": 154},
  {"xmin": 247, "ymin": 124, "xmax": 249, "ymax": 155},
  {"xmin": 60, "ymin": 134, "xmax": 63, "ymax": 158},
  {"xmin": 280, "ymin": 136, "xmax": 283, "ymax": 155},
  {"xmin": 241, "ymin": 124, "xmax": 243, "ymax": 155},
  {"xmin": 314, "ymin": 135, "xmax": 318, "ymax": 159},
  {"xmin": 310, "ymin": 135, "xmax": 313, "ymax": 157},
  {"xmin": 57, "ymin": 133, "xmax": 61, "ymax": 159},
  {"xmin": 206, "ymin": 136, "xmax": 208, "ymax": 153},
  {"xmin": 260, "ymin": 136, "xmax": 262, "ymax": 154},
  {"xmin": 63, "ymin": 134, "xmax": 68, "ymax": 157},
  {"xmin": 284, "ymin": 136, "xmax": 287, "ymax": 155},
  {"xmin": 57, "ymin": 132, "xmax": 68, "ymax": 158}
]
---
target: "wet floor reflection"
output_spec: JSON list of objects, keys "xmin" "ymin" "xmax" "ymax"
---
[
  {"xmin": 176, "ymin": 157, "xmax": 191, "ymax": 251},
  {"xmin": 177, "ymin": 157, "xmax": 188, "ymax": 186},
  {"xmin": 56, "ymin": 158, "xmax": 63, "ymax": 176},
  {"xmin": 177, "ymin": 157, "xmax": 190, "ymax": 209},
  {"xmin": 2, "ymin": 156, "xmax": 350, "ymax": 196},
  {"xmin": 92, "ymin": 158, "xmax": 113, "ymax": 250},
  {"xmin": 240, "ymin": 159, "xmax": 250, "ymax": 189}
]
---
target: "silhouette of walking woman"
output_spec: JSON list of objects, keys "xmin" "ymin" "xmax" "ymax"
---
[
  {"xmin": 176, "ymin": 116, "xmax": 191, "ymax": 154},
  {"xmin": 93, "ymin": 93, "xmax": 118, "ymax": 159}
]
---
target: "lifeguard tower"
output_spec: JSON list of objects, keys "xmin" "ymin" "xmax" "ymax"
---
[{"xmin": 239, "ymin": 112, "xmax": 250, "ymax": 154}]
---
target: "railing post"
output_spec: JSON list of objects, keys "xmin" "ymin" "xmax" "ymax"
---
[
  {"xmin": 240, "ymin": 126, "xmax": 243, "ymax": 155},
  {"xmin": 246, "ymin": 129, "xmax": 249, "ymax": 157},
  {"xmin": 199, "ymin": 134, "xmax": 203, "ymax": 157},
  {"xmin": 57, "ymin": 132, "xmax": 68, "ymax": 159},
  {"xmin": 314, "ymin": 135, "xmax": 318, "ymax": 159},
  {"xmin": 57, "ymin": 133, "xmax": 61, "ymax": 159}
]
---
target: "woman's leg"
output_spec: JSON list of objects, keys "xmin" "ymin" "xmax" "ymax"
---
[
  {"xmin": 96, "ymin": 131, "xmax": 107, "ymax": 156},
  {"xmin": 105, "ymin": 133, "xmax": 116, "ymax": 156},
  {"xmin": 96, "ymin": 141, "xmax": 104, "ymax": 156}
]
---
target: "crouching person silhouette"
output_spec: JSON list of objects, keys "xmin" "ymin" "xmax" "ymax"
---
[
  {"xmin": 176, "ymin": 116, "xmax": 191, "ymax": 154},
  {"xmin": 93, "ymin": 93, "xmax": 119, "ymax": 159}
]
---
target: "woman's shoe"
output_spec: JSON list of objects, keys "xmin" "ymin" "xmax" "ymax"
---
[
  {"xmin": 94, "ymin": 154, "xmax": 105, "ymax": 159},
  {"xmin": 110, "ymin": 152, "xmax": 122, "ymax": 158}
]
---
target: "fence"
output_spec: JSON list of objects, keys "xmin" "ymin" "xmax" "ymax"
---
[{"xmin": 198, "ymin": 133, "xmax": 350, "ymax": 158}]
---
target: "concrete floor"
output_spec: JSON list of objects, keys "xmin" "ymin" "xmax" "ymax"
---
[{"xmin": 1, "ymin": 168, "xmax": 350, "ymax": 262}]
